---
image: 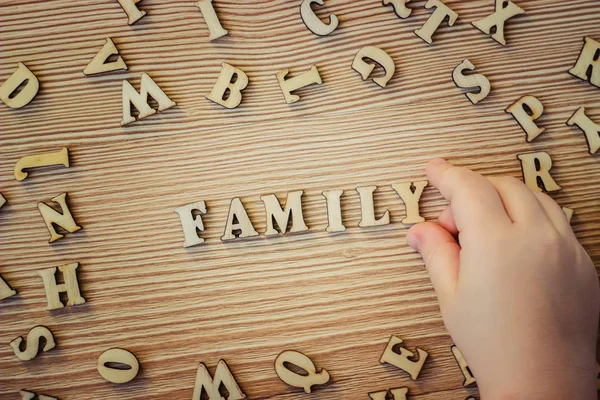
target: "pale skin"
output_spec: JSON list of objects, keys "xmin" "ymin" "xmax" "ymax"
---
[{"xmin": 407, "ymin": 159, "xmax": 599, "ymax": 400}]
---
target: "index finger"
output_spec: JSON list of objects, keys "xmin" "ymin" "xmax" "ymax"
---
[{"xmin": 427, "ymin": 159, "xmax": 512, "ymax": 232}]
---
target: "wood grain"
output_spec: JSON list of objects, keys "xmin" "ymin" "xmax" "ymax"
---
[{"xmin": 1, "ymin": 0, "xmax": 599, "ymax": 399}]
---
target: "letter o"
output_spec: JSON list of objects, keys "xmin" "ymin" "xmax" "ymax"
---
[{"xmin": 97, "ymin": 348, "xmax": 140, "ymax": 384}]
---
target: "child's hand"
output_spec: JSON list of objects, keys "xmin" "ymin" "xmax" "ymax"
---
[{"xmin": 407, "ymin": 159, "xmax": 599, "ymax": 399}]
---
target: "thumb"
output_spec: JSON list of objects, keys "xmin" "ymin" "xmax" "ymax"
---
[{"xmin": 407, "ymin": 222, "xmax": 460, "ymax": 305}]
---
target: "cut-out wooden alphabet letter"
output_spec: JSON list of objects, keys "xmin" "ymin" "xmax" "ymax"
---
[
  {"xmin": 0, "ymin": 193, "xmax": 5, "ymax": 210},
  {"xmin": 562, "ymin": 207, "xmax": 574, "ymax": 224},
  {"xmin": 369, "ymin": 387, "xmax": 409, "ymax": 400},
  {"xmin": 196, "ymin": 0, "xmax": 229, "ymax": 41},
  {"xmin": 517, "ymin": 152, "xmax": 561, "ymax": 193},
  {"xmin": 14, "ymin": 147, "xmax": 70, "ymax": 181},
  {"xmin": 277, "ymin": 65, "xmax": 322, "ymax": 104},
  {"xmin": 451, "ymin": 345, "xmax": 476, "ymax": 387},
  {"xmin": 322, "ymin": 190, "xmax": 345, "ymax": 233},
  {"xmin": 567, "ymin": 107, "xmax": 600, "ymax": 154},
  {"xmin": 97, "ymin": 348, "xmax": 140, "ymax": 383},
  {"xmin": 352, "ymin": 46, "xmax": 395, "ymax": 88},
  {"xmin": 116, "ymin": 0, "xmax": 146, "ymax": 25},
  {"xmin": 274, "ymin": 350, "xmax": 330, "ymax": 393},
  {"xmin": 472, "ymin": 0, "xmax": 525, "ymax": 46},
  {"xmin": 20, "ymin": 391, "xmax": 58, "ymax": 400},
  {"xmin": 221, "ymin": 198, "xmax": 259, "ymax": 241},
  {"xmin": 391, "ymin": 181, "xmax": 428, "ymax": 225},
  {"xmin": 0, "ymin": 63, "xmax": 39, "ymax": 109},
  {"xmin": 452, "ymin": 59, "xmax": 491, "ymax": 105},
  {"xmin": 568, "ymin": 36, "xmax": 600, "ymax": 88},
  {"xmin": 10, "ymin": 326, "xmax": 56, "ymax": 361},
  {"xmin": 383, "ymin": 0, "xmax": 412, "ymax": 19},
  {"xmin": 206, "ymin": 63, "xmax": 249, "ymax": 109},
  {"xmin": 380, "ymin": 335, "xmax": 428, "ymax": 380},
  {"xmin": 0, "ymin": 274, "xmax": 16, "ymax": 300},
  {"xmin": 121, "ymin": 73, "xmax": 176, "ymax": 126},
  {"xmin": 506, "ymin": 95, "xmax": 545, "ymax": 142},
  {"xmin": 38, "ymin": 193, "xmax": 81, "ymax": 243},
  {"xmin": 175, "ymin": 201, "xmax": 207, "ymax": 247},
  {"xmin": 300, "ymin": 0, "xmax": 339, "ymax": 36},
  {"xmin": 192, "ymin": 360, "xmax": 246, "ymax": 400},
  {"xmin": 356, "ymin": 186, "xmax": 390, "ymax": 228},
  {"xmin": 84, "ymin": 38, "xmax": 128, "ymax": 76},
  {"xmin": 38, "ymin": 263, "xmax": 86, "ymax": 311},
  {"xmin": 260, "ymin": 191, "xmax": 309, "ymax": 236},
  {"xmin": 414, "ymin": 0, "xmax": 458, "ymax": 45}
]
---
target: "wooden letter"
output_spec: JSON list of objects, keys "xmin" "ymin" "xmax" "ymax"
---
[
  {"xmin": 196, "ymin": 0, "xmax": 228, "ymax": 41},
  {"xmin": 192, "ymin": 360, "xmax": 246, "ymax": 400},
  {"xmin": 97, "ymin": 348, "xmax": 140, "ymax": 383},
  {"xmin": 38, "ymin": 193, "xmax": 81, "ymax": 243},
  {"xmin": 276, "ymin": 65, "xmax": 322, "ymax": 104},
  {"xmin": 517, "ymin": 152, "xmax": 561, "ymax": 193},
  {"xmin": 383, "ymin": 0, "xmax": 412, "ymax": 19},
  {"xmin": 83, "ymin": 38, "xmax": 127, "ymax": 76},
  {"xmin": 452, "ymin": 59, "xmax": 491, "ymax": 105},
  {"xmin": 10, "ymin": 326, "xmax": 56, "ymax": 361},
  {"xmin": 352, "ymin": 46, "xmax": 395, "ymax": 88},
  {"xmin": 472, "ymin": 0, "xmax": 525, "ymax": 46},
  {"xmin": 379, "ymin": 336, "xmax": 428, "ymax": 380},
  {"xmin": 0, "ymin": 62, "xmax": 39, "ymax": 109},
  {"xmin": 414, "ymin": 0, "xmax": 458, "ymax": 45},
  {"xmin": 0, "ymin": 193, "xmax": 5, "ymax": 210},
  {"xmin": 14, "ymin": 148, "xmax": 70, "ymax": 181},
  {"xmin": 568, "ymin": 37, "xmax": 600, "ymax": 88},
  {"xmin": 206, "ymin": 63, "xmax": 249, "ymax": 109},
  {"xmin": 391, "ymin": 181, "xmax": 428, "ymax": 225},
  {"xmin": 221, "ymin": 198, "xmax": 259, "ymax": 241},
  {"xmin": 0, "ymin": 274, "xmax": 17, "ymax": 300},
  {"xmin": 300, "ymin": 0, "xmax": 339, "ymax": 36},
  {"xmin": 175, "ymin": 201, "xmax": 207, "ymax": 247},
  {"xmin": 20, "ymin": 391, "xmax": 57, "ymax": 400},
  {"xmin": 322, "ymin": 190, "xmax": 345, "ymax": 233},
  {"xmin": 562, "ymin": 207, "xmax": 574, "ymax": 223},
  {"xmin": 451, "ymin": 345, "xmax": 476, "ymax": 387},
  {"xmin": 369, "ymin": 388, "xmax": 409, "ymax": 400},
  {"xmin": 260, "ymin": 191, "xmax": 309, "ymax": 236},
  {"xmin": 38, "ymin": 263, "xmax": 86, "ymax": 311},
  {"xmin": 567, "ymin": 107, "xmax": 600, "ymax": 154},
  {"xmin": 274, "ymin": 350, "xmax": 330, "ymax": 393},
  {"xmin": 116, "ymin": 0, "xmax": 146, "ymax": 25},
  {"xmin": 506, "ymin": 95, "xmax": 545, "ymax": 142},
  {"xmin": 356, "ymin": 186, "xmax": 390, "ymax": 228},
  {"xmin": 121, "ymin": 73, "xmax": 176, "ymax": 126}
]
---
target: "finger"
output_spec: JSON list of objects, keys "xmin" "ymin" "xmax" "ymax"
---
[
  {"xmin": 427, "ymin": 159, "xmax": 512, "ymax": 232},
  {"xmin": 407, "ymin": 222, "xmax": 460, "ymax": 305},
  {"xmin": 532, "ymin": 192, "xmax": 574, "ymax": 235},
  {"xmin": 487, "ymin": 176, "xmax": 549, "ymax": 224},
  {"xmin": 438, "ymin": 206, "xmax": 458, "ymax": 235}
]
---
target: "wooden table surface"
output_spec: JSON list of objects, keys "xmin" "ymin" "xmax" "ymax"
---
[{"xmin": 1, "ymin": 0, "xmax": 599, "ymax": 399}]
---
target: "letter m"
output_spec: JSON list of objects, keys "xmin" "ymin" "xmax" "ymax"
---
[{"xmin": 192, "ymin": 360, "xmax": 246, "ymax": 400}]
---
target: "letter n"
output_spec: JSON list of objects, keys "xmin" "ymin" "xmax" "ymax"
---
[{"xmin": 37, "ymin": 193, "xmax": 81, "ymax": 243}]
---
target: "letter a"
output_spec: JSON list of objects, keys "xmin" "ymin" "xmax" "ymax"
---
[
  {"xmin": 379, "ymin": 336, "xmax": 428, "ymax": 380},
  {"xmin": 452, "ymin": 59, "xmax": 491, "ymax": 104},
  {"xmin": 192, "ymin": 360, "xmax": 246, "ymax": 400},
  {"xmin": 121, "ymin": 73, "xmax": 176, "ymax": 125},
  {"xmin": 567, "ymin": 107, "xmax": 600, "ymax": 154},
  {"xmin": 84, "ymin": 38, "xmax": 128, "ymax": 76},
  {"xmin": 206, "ymin": 63, "xmax": 249, "ymax": 109},
  {"xmin": 38, "ymin": 193, "xmax": 81, "ymax": 243},
  {"xmin": 38, "ymin": 263, "xmax": 86, "ymax": 311},
  {"xmin": 10, "ymin": 326, "xmax": 56, "ymax": 361},
  {"xmin": 221, "ymin": 198, "xmax": 259, "ymax": 241},
  {"xmin": 0, "ymin": 63, "xmax": 39, "ymax": 109},
  {"xmin": 0, "ymin": 274, "xmax": 17, "ymax": 300},
  {"xmin": 517, "ymin": 151, "xmax": 561, "ymax": 193},
  {"xmin": 472, "ymin": 0, "xmax": 525, "ymax": 46},
  {"xmin": 569, "ymin": 37, "xmax": 600, "ymax": 89}
]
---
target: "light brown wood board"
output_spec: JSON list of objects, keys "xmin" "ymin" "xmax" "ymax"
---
[{"xmin": 1, "ymin": 0, "xmax": 599, "ymax": 399}]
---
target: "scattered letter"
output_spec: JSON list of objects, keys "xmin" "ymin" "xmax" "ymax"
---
[
  {"xmin": 121, "ymin": 73, "xmax": 176, "ymax": 126},
  {"xmin": 10, "ymin": 326, "xmax": 56, "ymax": 361},
  {"xmin": 221, "ymin": 198, "xmax": 259, "ymax": 241},
  {"xmin": 277, "ymin": 65, "xmax": 322, "ymax": 104},
  {"xmin": 452, "ymin": 59, "xmax": 491, "ymax": 105},
  {"xmin": 322, "ymin": 189, "xmax": 346, "ymax": 233},
  {"xmin": 97, "ymin": 348, "xmax": 140, "ymax": 383},
  {"xmin": 175, "ymin": 201, "xmax": 207, "ymax": 247},
  {"xmin": 196, "ymin": 0, "xmax": 229, "ymax": 41},
  {"xmin": 20, "ymin": 391, "xmax": 57, "ymax": 400},
  {"xmin": 274, "ymin": 350, "xmax": 330, "ymax": 393},
  {"xmin": 356, "ymin": 186, "xmax": 390, "ymax": 228},
  {"xmin": 300, "ymin": 0, "xmax": 339, "ymax": 36},
  {"xmin": 369, "ymin": 388, "xmax": 409, "ymax": 400},
  {"xmin": 472, "ymin": 0, "xmax": 525, "ymax": 46},
  {"xmin": 116, "ymin": 0, "xmax": 146, "ymax": 25},
  {"xmin": 568, "ymin": 36, "xmax": 600, "ymax": 88},
  {"xmin": 451, "ymin": 345, "xmax": 476, "ymax": 387},
  {"xmin": 38, "ymin": 193, "xmax": 81, "ymax": 243},
  {"xmin": 567, "ymin": 107, "xmax": 600, "ymax": 154},
  {"xmin": 192, "ymin": 360, "xmax": 246, "ymax": 400},
  {"xmin": 0, "ymin": 274, "xmax": 17, "ymax": 300},
  {"xmin": 206, "ymin": 63, "xmax": 249, "ymax": 109},
  {"xmin": 414, "ymin": 0, "xmax": 458, "ymax": 45},
  {"xmin": 260, "ymin": 191, "xmax": 309, "ymax": 236},
  {"xmin": 14, "ymin": 148, "xmax": 70, "ymax": 181},
  {"xmin": 38, "ymin": 263, "xmax": 86, "ymax": 311},
  {"xmin": 517, "ymin": 151, "xmax": 561, "ymax": 193},
  {"xmin": 391, "ymin": 181, "xmax": 428, "ymax": 225},
  {"xmin": 352, "ymin": 46, "xmax": 396, "ymax": 88},
  {"xmin": 506, "ymin": 95, "xmax": 545, "ymax": 142},
  {"xmin": 83, "ymin": 38, "xmax": 128, "ymax": 75},
  {"xmin": 383, "ymin": 0, "xmax": 412, "ymax": 19},
  {"xmin": 0, "ymin": 63, "xmax": 39, "ymax": 109},
  {"xmin": 379, "ymin": 335, "xmax": 428, "ymax": 380}
]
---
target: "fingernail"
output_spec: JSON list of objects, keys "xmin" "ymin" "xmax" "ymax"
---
[{"xmin": 407, "ymin": 233, "xmax": 420, "ymax": 252}]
